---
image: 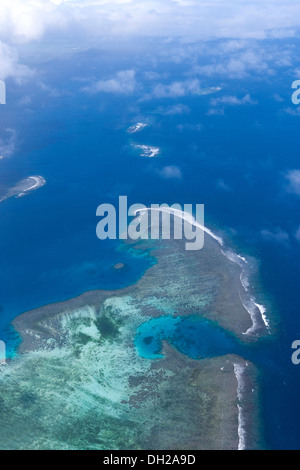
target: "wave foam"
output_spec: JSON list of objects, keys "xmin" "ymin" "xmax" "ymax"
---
[
  {"xmin": 134, "ymin": 144, "xmax": 159, "ymax": 158},
  {"xmin": 221, "ymin": 248, "xmax": 270, "ymax": 334},
  {"xmin": 128, "ymin": 123, "xmax": 147, "ymax": 134},
  {"xmin": 233, "ymin": 362, "xmax": 247, "ymax": 451}
]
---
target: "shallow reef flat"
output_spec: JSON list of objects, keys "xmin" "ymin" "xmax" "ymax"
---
[
  {"xmin": 0, "ymin": 176, "xmax": 46, "ymax": 202},
  {"xmin": 0, "ymin": 233, "xmax": 265, "ymax": 449}
]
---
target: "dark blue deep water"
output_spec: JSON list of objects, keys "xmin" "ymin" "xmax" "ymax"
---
[{"xmin": 1, "ymin": 47, "xmax": 300, "ymax": 449}]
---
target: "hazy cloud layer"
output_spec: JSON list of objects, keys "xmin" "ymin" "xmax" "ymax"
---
[
  {"xmin": 1, "ymin": 1, "xmax": 300, "ymax": 46},
  {"xmin": 1, "ymin": 1, "xmax": 299, "ymax": 81}
]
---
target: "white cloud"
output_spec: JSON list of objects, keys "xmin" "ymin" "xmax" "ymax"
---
[
  {"xmin": 261, "ymin": 228, "xmax": 290, "ymax": 245},
  {"xmin": 216, "ymin": 179, "xmax": 231, "ymax": 192},
  {"xmin": 192, "ymin": 41, "xmax": 292, "ymax": 79},
  {"xmin": 285, "ymin": 107, "xmax": 300, "ymax": 116},
  {"xmin": 83, "ymin": 70, "xmax": 137, "ymax": 95},
  {"xmin": 207, "ymin": 93, "xmax": 257, "ymax": 116},
  {"xmin": 195, "ymin": 54, "xmax": 270, "ymax": 79},
  {"xmin": 285, "ymin": 169, "xmax": 300, "ymax": 195},
  {"xmin": 158, "ymin": 165, "xmax": 182, "ymax": 179},
  {"xmin": 210, "ymin": 94, "xmax": 257, "ymax": 107},
  {"xmin": 18, "ymin": 95, "xmax": 32, "ymax": 106},
  {"xmin": 156, "ymin": 104, "xmax": 191, "ymax": 116},
  {"xmin": 143, "ymin": 71, "xmax": 169, "ymax": 81},
  {"xmin": 176, "ymin": 123, "xmax": 202, "ymax": 131},
  {"xmin": 1, "ymin": 1, "xmax": 300, "ymax": 48},
  {"xmin": 207, "ymin": 108, "xmax": 225, "ymax": 116},
  {"xmin": 38, "ymin": 81, "xmax": 63, "ymax": 97},
  {"xmin": 0, "ymin": 1, "xmax": 300, "ymax": 81},
  {"xmin": 0, "ymin": 41, "xmax": 31, "ymax": 81},
  {"xmin": 0, "ymin": 129, "xmax": 17, "ymax": 158},
  {"xmin": 0, "ymin": 1, "xmax": 70, "ymax": 44},
  {"xmin": 149, "ymin": 79, "xmax": 202, "ymax": 99},
  {"xmin": 274, "ymin": 94, "xmax": 284, "ymax": 103}
]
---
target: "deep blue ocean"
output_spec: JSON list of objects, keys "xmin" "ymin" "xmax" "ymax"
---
[{"xmin": 1, "ymin": 45, "xmax": 300, "ymax": 449}]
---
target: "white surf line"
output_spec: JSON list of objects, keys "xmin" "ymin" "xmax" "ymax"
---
[
  {"xmin": 134, "ymin": 206, "xmax": 269, "ymax": 333},
  {"xmin": 233, "ymin": 362, "xmax": 247, "ymax": 451},
  {"xmin": 254, "ymin": 302, "xmax": 269, "ymax": 329},
  {"xmin": 221, "ymin": 248, "xmax": 270, "ymax": 333},
  {"xmin": 17, "ymin": 176, "xmax": 46, "ymax": 197},
  {"xmin": 24, "ymin": 176, "xmax": 45, "ymax": 192},
  {"xmin": 134, "ymin": 206, "xmax": 224, "ymax": 246},
  {"xmin": 128, "ymin": 123, "xmax": 147, "ymax": 133},
  {"xmin": 134, "ymin": 144, "xmax": 160, "ymax": 158}
]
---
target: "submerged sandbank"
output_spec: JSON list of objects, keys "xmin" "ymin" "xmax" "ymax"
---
[{"xmin": 0, "ymin": 176, "xmax": 46, "ymax": 202}]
